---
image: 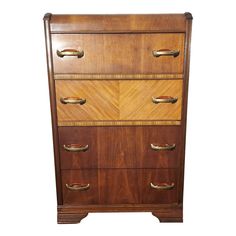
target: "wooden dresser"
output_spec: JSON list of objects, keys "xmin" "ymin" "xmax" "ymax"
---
[{"xmin": 44, "ymin": 13, "xmax": 192, "ymax": 223}]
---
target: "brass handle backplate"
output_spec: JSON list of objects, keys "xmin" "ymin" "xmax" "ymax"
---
[
  {"xmin": 152, "ymin": 96, "xmax": 178, "ymax": 104},
  {"xmin": 66, "ymin": 183, "xmax": 90, "ymax": 191},
  {"xmin": 57, "ymin": 49, "xmax": 84, "ymax": 58},
  {"xmin": 152, "ymin": 49, "xmax": 180, "ymax": 57},
  {"xmin": 150, "ymin": 182, "xmax": 175, "ymax": 190},
  {"xmin": 63, "ymin": 144, "xmax": 89, "ymax": 152},
  {"xmin": 60, "ymin": 97, "xmax": 86, "ymax": 105},
  {"xmin": 150, "ymin": 143, "xmax": 176, "ymax": 151}
]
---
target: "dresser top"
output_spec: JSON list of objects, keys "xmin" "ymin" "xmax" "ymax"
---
[{"xmin": 44, "ymin": 13, "xmax": 192, "ymax": 33}]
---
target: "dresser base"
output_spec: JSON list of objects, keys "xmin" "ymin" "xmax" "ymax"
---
[
  {"xmin": 152, "ymin": 212, "xmax": 183, "ymax": 222},
  {"xmin": 58, "ymin": 213, "xmax": 88, "ymax": 224},
  {"xmin": 57, "ymin": 204, "xmax": 183, "ymax": 224}
]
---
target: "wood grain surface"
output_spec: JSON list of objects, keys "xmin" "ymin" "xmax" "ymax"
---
[
  {"xmin": 56, "ymin": 80, "xmax": 119, "ymax": 121},
  {"xmin": 61, "ymin": 169, "xmax": 177, "ymax": 205},
  {"xmin": 54, "ymin": 73, "xmax": 183, "ymax": 80},
  {"xmin": 55, "ymin": 80, "xmax": 182, "ymax": 123},
  {"xmin": 141, "ymin": 169, "xmax": 178, "ymax": 204},
  {"xmin": 44, "ymin": 13, "xmax": 63, "ymax": 205},
  {"xmin": 44, "ymin": 13, "xmax": 193, "ymax": 223},
  {"xmin": 58, "ymin": 126, "xmax": 182, "ymax": 169},
  {"xmin": 58, "ymin": 120, "xmax": 181, "ymax": 126},
  {"xmin": 119, "ymin": 80, "xmax": 182, "ymax": 120},
  {"xmin": 52, "ymin": 33, "xmax": 185, "ymax": 74},
  {"xmin": 50, "ymin": 14, "xmax": 188, "ymax": 33}
]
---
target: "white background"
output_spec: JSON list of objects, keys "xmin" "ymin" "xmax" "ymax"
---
[{"xmin": 0, "ymin": 0, "xmax": 236, "ymax": 235}]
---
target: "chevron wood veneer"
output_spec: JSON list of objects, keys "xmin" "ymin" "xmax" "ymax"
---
[
  {"xmin": 55, "ymin": 80, "xmax": 182, "ymax": 123},
  {"xmin": 56, "ymin": 80, "xmax": 119, "ymax": 121},
  {"xmin": 119, "ymin": 80, "xmax": 182, "ymax": 120}
]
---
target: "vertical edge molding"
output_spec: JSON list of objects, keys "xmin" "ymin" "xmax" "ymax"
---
[
  {"xmin": 178, "ymin": 14, "xmax": 193, "ymax": 204},
  {"xmin": 44, "ymin": 13, "xmax": 63, "ymax": 205}
]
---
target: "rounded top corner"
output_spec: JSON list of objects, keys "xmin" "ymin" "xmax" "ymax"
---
[
  {"xmin": 184, "ymin": 12, "xmax": 193, "ymax": 20},
  {"xmin": 43, "ymin": 13, "xmax": 52, "ymax": 21}
]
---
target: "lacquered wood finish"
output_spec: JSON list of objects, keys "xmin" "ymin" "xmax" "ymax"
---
[
  {"xmin": 58, "ymin": 126, "xmax": 181, "ymax": 169},
  {"xmin": 141, "ymin": 169, "xmax": 178, "ymax": 204},
  {"xmin": 54, "ymin": 73, "xmax": 183, "ymax": 80},
  {"xmin": 55, "ymin": 80, "xmax": 182, "ymax": 123},
  {"xmin": 62, "ymin": 169, "xmax": 177, "ymax": 205},
  {"xmin": 50, "ymin": 14, "xmax": 187, "ymax": 33},
  {"xmin": 119, "ymin": 80, "xmax": 182, "ymax": 120},
  {"xmin": 44, "ymin": 13, "xmax": 63, "ymax": 205},
  {"xmin": 58, "ymin": 120, "xmax": 181, "ymax": 127},
  {"xmin": 44, "ymin": 13, "xmax": 192, "ymax": 224},
  {"xmin": 52, "ymin": 34, "xmax": 185, "ymax": 74},
  {"xmin": 58, "ymin": 204, "xmax": 183, "ymax": 223},
  {"xmin": 62, "ymin": 170, "xmax": 98, "ymax": 204}
]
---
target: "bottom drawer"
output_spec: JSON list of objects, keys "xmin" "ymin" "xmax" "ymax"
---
[{"xmin": 62, "ymin": 169, "xmax": 178, "ymax": 205}]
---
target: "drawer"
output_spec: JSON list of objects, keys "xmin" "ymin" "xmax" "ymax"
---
[
  {"xmin": 58, "ymin": 126, "xmax": 181, "ymax": 169},
  {"xmin": 52, "ymin": 33, "xmax": 185, "ymax": 74},
  {"xmin": 62, "ymin": 169, "xmax": 178, "ymax": 205},
  {"xmin": 55, "ymin": 80, "xmax": 182, "ymax": 122}
]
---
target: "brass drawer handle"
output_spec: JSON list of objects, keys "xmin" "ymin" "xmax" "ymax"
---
[
  {"xmin": 66, "ymin": 183, "xmax": 90, "ymax": 191},
  {"xmin": 152, "ymin": 96, "xmax": 177, "ymax": 104},
  {"xmin": 60, "ymin": 97, "xmax": 86, "ymax": 105},
  {"xmin": 63, "ymin": 144, "xmax": 89, "ymax": 152},
  {"xmin": 150, "ymin": 182, "xmax": 175, "ymax": 190},
  {"xmin": 152, "ymin": 49, "xmax": 180, "ymax": 57},
  {"xmin": 150, "ymin": 143, "xmax": 176, "ymax": 151},
  {"xmin": 57, "ymin": 49, "xmax": 84, "ymax": 58}
]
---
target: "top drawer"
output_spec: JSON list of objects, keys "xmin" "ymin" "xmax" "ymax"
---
[{"xmin": 52, "ymin": 33, "xmax": 185, "ymax": 74}]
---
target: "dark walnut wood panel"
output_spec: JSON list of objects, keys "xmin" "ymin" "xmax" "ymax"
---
[
  {"xmin": 52, "ymin": 33, "xmax": 185, "ymax": 74},
  {"xmin": 99, "ymin": 169, "xmax": 140, "ymax": 204},
  {"xmin": 62, "ymin": 169, "xmax": 178, "ymax": 205},
  {"xmin": 50, "ymin": 14, "xmax": 188, "ymax": 33},
  {"xmin": 58, "ymin": 127, "xmax": 98, "ymax": 169},
  {"xmin": 58, "ymin": 126, "xmax": 181, "ymax": 169},
  {"xmin": 55, "ymin": 80, "xmax": 183, "ymax": 123}
]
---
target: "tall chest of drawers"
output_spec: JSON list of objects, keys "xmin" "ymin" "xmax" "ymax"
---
[{"xmin": 44, "ymin": 13, "xmax": 192, "ymax": 223}]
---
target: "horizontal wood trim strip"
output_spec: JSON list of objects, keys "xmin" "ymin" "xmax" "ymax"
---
[
  {"xmin": 51, "ymin": 30, "xmax": 186, "ymax": 34},
  {"xmin": 58, "ymin": 203, "xmax": 182, "ymax": 213},
  {"xmin": 58, "ymin": 120, "xmax": 181, "ymax": 126},
  {"xmin": 50, "ymin": 14, "xmax": 187, "ymax": 33},
  {"xmin": 54, "ymin": 74, "xmax": 184, "ymax": 80}
]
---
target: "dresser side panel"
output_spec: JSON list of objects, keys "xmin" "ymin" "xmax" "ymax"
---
[
  {"xmin": 44, "ymin": 14, "xmax": 63, "ymax": 205},
  {"xmin": 177, "ymin": 17, "xmax": 192, "ymax": 204}
]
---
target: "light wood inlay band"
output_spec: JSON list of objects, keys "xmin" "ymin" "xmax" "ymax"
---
[
  {"xmin": 58, "ymin": 120, "xmax": 181, "ymax": 126},
  {"xmin": 54, "ymin": 74, "xmax": 183, "ymax": 80}
]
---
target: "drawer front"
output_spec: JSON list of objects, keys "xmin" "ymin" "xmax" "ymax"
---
[
  {"xmin": 62, "ymin": 169, "xmax": 178, "ymax": 205},
  {"xmin": 56, "ymin": 80, "xmax": 182, "ymax": 123},
  {"xmin": 119, "ymin": 80, "xmax": 182, "ymax": 120},
  {"xmin": 52, "ymin": 33, "xmax": 185, "ymax": 74},
  {"xmin": 56, "ymin": 80, "xmax": 119, "ymax": 121},
  {"xmin": 58, "ymin": 126, "xmax": 180, "ymax": 169}
]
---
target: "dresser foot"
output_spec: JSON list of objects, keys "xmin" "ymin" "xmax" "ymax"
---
[
  {"xmin": 58, "ymin": 213, "xmax": 88, "ymax": 224},
  {"xmin": 152, "ymin": 210, "xmax": 183, "ymax": 223}
]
